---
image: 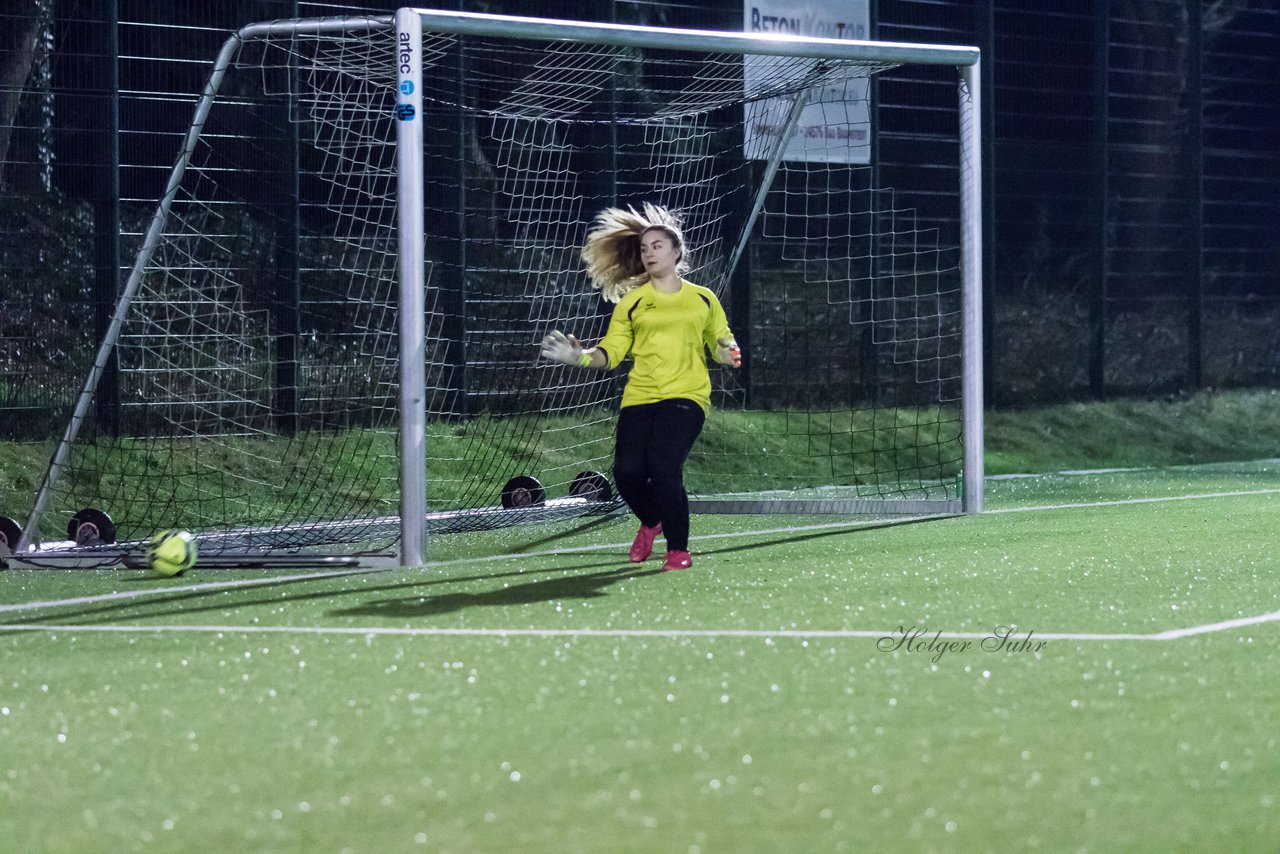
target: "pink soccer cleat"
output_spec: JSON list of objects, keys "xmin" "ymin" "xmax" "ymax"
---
[
  {"xmin": 629, "ymin": 522, "xmax": 663, "ymax": 562},
  {"xmin": 662, "ymin": 550, "xmax": 692, "ymax": 571}
]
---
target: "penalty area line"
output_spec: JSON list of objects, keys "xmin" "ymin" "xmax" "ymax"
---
[{"xmin": 0, "ymin": 567, "xmax": 386, "ymax": 615}]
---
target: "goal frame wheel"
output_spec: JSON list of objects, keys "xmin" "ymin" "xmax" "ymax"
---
[
  {"xmin": 569, "ymin": 470, "xmax": 612, "ymax": 503},
  {"xmin": 0, "ymin": 516, "xmax": 22, "ymax": 556},
  {"xmin": 500, "ymin": 475, "xmax": 546, "ymax": 510},
  {"xmin": 68, "ymin": 507, "xmax": 117, "ymax": 546}
]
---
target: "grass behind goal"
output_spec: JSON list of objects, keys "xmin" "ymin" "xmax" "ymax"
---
[
  {"xmin": 2, "ymin": 459, "xmax": 1278, "ymax": 851},
  {"xmin": 11, "ymin": 388, "xmax": 1280, "ymax": 544},
  {"xmin": 5, "ymin": 405, "xmax": 963, "ymax": 545}
]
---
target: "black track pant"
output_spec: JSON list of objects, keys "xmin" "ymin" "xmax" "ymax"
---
[{"xmin": 613, "ymin": 398, "xmax": 706, "ymax": 552}]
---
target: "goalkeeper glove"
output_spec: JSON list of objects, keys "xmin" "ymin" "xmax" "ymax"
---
[
  {"xmin": 715, "ymin": 338, "xmax": 742, "ymax": 368},
  {"xmin": 540, "ymin": 330, "xmax": 591, "ymax": 367}
]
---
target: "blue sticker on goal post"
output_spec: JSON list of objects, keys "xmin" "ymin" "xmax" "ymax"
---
[
  {"xmin": 395, "ymin": 103, "xmax": 416, "ymax": 121},
  {"xmin": 400, "ymin": 81, "xmax": 414, "ymax": 95}
]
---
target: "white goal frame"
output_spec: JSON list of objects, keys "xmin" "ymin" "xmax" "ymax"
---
[
  {"xmin": 391, "ymin": 10, "xmax": 984, "ymax": 565},
  {"xmin": 20, "ymin": 8, "xmax": 983, "ymax": 568}
]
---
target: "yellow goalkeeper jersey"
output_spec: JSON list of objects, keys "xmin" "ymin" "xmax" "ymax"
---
[{"xmin": 596, "ymin": 280, "xmax": 733, "ymax": 415}]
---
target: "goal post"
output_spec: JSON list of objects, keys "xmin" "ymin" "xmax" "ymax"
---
[
  {"xmin": 395, "ymin": 7, "xmax": 428, "ymax": 567},
  {"xmin": 19, "ymin": 8, "xmax": 982, "ymax": 566}
]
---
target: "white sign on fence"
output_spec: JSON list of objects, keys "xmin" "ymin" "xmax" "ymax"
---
[{"xmin": 743, "ymin": 1, "xmax": 871, "ymax": 164}]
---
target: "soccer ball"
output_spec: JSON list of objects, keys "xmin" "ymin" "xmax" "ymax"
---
[{"xmin": 146, "ymin": 529, "xmax": 198, "ymax": 577}]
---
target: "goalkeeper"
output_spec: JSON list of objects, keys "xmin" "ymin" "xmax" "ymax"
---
[{"xmin": 540, "ymin": 203, "xmax": 741, "ymax": 571}]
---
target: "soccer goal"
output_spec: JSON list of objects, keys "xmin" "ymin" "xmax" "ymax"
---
[{"xmin": 17, "ymin": 8, "xmax": 982, "ymax": 567}]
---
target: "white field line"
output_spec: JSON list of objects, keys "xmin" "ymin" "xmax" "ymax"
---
[
  {"xmin": 1150, "ymin": 609, "xmax": 1280, "ymax": 640},
  {"xmin": 0, "ymin": 615, "xmax": 1277, "ymax": 642},
  {"xmin": 989, "ymin": 467, "xmax": 1146, "ymax": 480},
  {"xmin": 988, "ymin": 487, "xmax": 1280, "ymax": 514},
  {"xmin": 989, "ymin": 459, "xmax": 1280, "ymax": 480},
  {"xmin": 0, "ymin": 567, "xmax": 381, "ymax": 615}
]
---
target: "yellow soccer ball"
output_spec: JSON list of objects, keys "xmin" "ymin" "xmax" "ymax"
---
[{"xmin": 146, "ymin": 529, "xmax": 197, "ymax": 577}]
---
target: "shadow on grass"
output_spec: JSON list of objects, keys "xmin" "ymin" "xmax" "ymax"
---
[
  {"xmin": 330, "ymin": 564, "xmax": 662, "ymax": 619},
  {"xmin": 695, "ymin": 514, "xmax": 958, "ymax": 557}
]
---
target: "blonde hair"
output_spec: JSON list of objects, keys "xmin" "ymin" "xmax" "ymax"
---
[{"xmin": 580, "ymin": 203, "xmax": 689, "ymax": 303}]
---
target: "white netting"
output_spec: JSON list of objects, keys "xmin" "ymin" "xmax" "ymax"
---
[{"xmin": 33, "ymin": 15, "xmax": 971, "ymax": 555}]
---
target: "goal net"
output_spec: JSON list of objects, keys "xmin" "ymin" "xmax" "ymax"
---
[{"xmin": 19, "ymin": 9, "xmax": 982, "ymax": 566}]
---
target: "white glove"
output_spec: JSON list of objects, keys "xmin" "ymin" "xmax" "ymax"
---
[
  {"xmin": 540, "ymin": 330, "xmax": 585, "ymax": 366},
  {"xmin": 714, "ymin": 338, "xmax": 742, "ymax": 368}
]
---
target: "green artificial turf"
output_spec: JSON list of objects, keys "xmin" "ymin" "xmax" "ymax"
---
[{"xmin": 2, "ymin": 461, "xmax": 1278, "ymax": 851}]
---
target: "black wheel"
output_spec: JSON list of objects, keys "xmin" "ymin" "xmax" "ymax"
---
[
  {"xmin": 500, "ymin": 475, "xmax": 545, "ymax": 509},
  {"xmin": 68, "ymin": 507, "xmax": 117, "ymax": 546},
  {"xmin": 569, "ymin": 470, "xmax": 612, "ymax": 502},
  {"xmin": 0, "ymin": 516, "xmax": 22, "ymax": 556}
]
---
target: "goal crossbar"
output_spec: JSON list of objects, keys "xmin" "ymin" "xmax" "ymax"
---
[{"xmin": 402, "ymin": 8, "xmax": 979, "ymax": 66}]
